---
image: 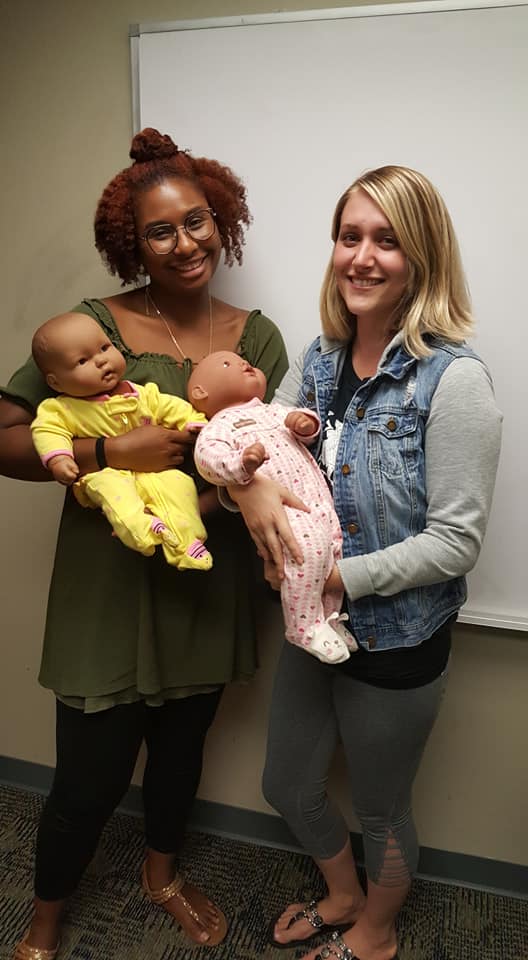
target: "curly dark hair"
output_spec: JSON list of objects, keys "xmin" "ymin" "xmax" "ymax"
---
[{"xmin": 94, "ymin": 128, "xmax": 252, "ymax": 285}]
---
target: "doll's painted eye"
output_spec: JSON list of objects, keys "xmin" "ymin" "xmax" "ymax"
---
[{"xmin": 222, "ymin": 361, "xmax": 231, "ymax": 367}]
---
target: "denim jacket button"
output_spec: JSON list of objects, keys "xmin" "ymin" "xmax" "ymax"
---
[
  {"xmin": 356, "ymin": 406, "xmax": 366, "ymax": 419},
  {"xmin": 387, "ymin": 418, "xmax": 397, "ymax": 431},
  {"xmin": 306, "ymin": 391, "xmax": 315, "ymax": 402},
  {"xmin": 347, "ymin": 523, "xmax": 358, "ymax": 535},
  {"xmin": 341, "ymin": 463, "xmax": 351, "ymax": 476},
  {"xmin": 367, "ymin": 635, "xmax": 377, "ymax": 649}
]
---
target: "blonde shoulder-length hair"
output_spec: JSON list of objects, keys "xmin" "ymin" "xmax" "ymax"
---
[{"xmin": 320, "ymin": 165, "xmax": 474, "ymax": 358}]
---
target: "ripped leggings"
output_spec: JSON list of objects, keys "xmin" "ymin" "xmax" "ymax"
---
[{"xmin": 262, "ymin": 642, "xmax": 447, "ymax": 884}]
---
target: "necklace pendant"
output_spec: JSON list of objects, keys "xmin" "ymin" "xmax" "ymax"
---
[{"xmin": 145, "ymin": 286, "xmax": 214, "ymax": 364}]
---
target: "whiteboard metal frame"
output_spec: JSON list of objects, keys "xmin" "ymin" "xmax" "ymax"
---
[
  {"xmin": 129, "ymin": 0, "xmax": 528, "ymax": 632},
  {"xmin": 130, "ymin": 0, "xmax": 528, "ymax": 130},
  {"xmin": 130, "ymin": 0, "xmax": 527, "ymax": 34}
]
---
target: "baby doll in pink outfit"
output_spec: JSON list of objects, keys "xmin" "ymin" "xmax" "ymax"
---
[{"xmin": 188, "ymin": 351, "xmax": 357, "ymax": 664}]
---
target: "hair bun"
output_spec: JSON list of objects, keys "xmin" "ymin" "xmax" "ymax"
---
[{"xmin": 130, "ymin": 128, "xmax": 178, "ymax": 163}]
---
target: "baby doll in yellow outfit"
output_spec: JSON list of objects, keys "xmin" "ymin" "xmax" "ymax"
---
[{"xmin": 31, "ymin": 312, "xmax": 211, "ymax": 570}]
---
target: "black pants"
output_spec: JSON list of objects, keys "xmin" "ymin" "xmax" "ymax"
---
[{"xmin": 35, "ymin": 691, "xmax": 223, "ymax": 900}]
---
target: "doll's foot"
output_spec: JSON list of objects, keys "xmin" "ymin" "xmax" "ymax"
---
[
  {"xmin": 327, "ymin": 612, "xmax": 358, "ymax": 651},
  {"xmin": 150, "ymin": 517, "xmax": 178, "ymax": 545},
  {"xmin": 307, "ymin": 621, "xmax": 350, "ymax": 664},
  {"xmin": 177, "ymin": 540, "xmax": 213, "ymax": 571}
]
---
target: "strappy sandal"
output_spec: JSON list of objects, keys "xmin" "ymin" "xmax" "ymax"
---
[
  {"xmin": 313, "ymin": 930, "xmax": 399, "ymax": 960},
  {"xmin": 141, "ymin": 862, "xmax": 228, "ymax": 947},
  {"xmin": 313, "ymin": 930, "xmax": 357, "ymax": 959},
  {"xmin": 268, "ymin": 899, "xmax": 349, "ymax": 949},
  {"xmin": 12, "ymin": 934, "xmax": 60, "ymax": 959}
]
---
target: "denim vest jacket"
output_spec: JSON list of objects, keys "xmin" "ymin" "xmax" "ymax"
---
[{"xmin": 298, "ymin": 334, "xmax": 478, "ymax": 651}]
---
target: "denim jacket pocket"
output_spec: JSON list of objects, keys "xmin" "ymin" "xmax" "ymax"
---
[
  {"xmin": 299, "ymin": 375, "xmax": 317, "ymax": 410},
  {"xmin": 366, "ymin": 408, "xmax": 420, "ymax": 480}
]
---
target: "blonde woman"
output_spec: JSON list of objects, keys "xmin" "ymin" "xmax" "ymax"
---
[{"xmin": 231, "ymin": 166, "xmax": 502, "ymax": 960}]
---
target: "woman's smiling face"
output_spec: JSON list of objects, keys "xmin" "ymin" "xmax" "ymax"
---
[
  {"xmin": 333, "ymin": 187, "xmax": 408, "ymax": 326},
  {"xmin": 135, "ymin": 178, "xmax": 222, "ymax": 292}
]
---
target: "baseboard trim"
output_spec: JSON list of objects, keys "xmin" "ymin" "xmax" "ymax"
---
[{"xmin": 1, "ymin": 754, "xmax": 527, "ymax": 898}]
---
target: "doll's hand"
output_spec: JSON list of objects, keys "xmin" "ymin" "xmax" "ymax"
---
[
  {"xmin": 228, "ymin": 473, "xmax": 308, "ymax": 576},
  {"xmin": 284, "ymin": 410, "xmax": 317, "ymax": 437},
  {"xmin": 49, "ymin": 454, "xmax": 80, "ymax": 485},
  {"xmin": 106, "ymin": 425, "xmax": 197, "ymax": 472},
  {"xmin": 242, "ymin": 442, "xmax": 268, "ymax": 476}
]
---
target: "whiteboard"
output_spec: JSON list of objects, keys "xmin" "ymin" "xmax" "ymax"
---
[{"xmin": 131, "ymin": 0, "xmax": 528, "ymax": 630}]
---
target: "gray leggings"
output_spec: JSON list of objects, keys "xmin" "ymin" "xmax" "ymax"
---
[{"xmin": 263, "ymin": 642, "xmax": 448, "ymax": 885}]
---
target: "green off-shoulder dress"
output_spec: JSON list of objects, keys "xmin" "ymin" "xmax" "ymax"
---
[{"xmin": 3, "ymin": 299, "xmax": 288, "ymax": 705}]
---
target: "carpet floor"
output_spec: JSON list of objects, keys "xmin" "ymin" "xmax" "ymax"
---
[{"xmin": 0, "ymin": 785, "xmax": 527, "ymax": 959}]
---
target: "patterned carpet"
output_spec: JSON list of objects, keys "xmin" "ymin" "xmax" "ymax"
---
[{"xmin": 0, "ymin": 784, "xmax": 527, "ymax": 960}]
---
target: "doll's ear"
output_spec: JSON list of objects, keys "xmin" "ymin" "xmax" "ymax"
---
[
  {"xmin": 189, "ymin": 383, "xmax": 209, "ymax": 402},
  {"xmin": 46, "ymin": 372, "xmax": 59, "ymax": 390}
]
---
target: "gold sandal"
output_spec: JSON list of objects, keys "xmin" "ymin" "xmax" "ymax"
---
[
  {"xmin": 141, "ymin": 862, "xmax": 228, "ymax": 947},
  {"xmin": 12, "ymin": 934, "xmax": 60, "ymax": 960}
]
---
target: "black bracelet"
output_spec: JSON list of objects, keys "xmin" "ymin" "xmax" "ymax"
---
[{"xmin": 95, "ymin": 437, "xmax": 108, "ymax": 470}]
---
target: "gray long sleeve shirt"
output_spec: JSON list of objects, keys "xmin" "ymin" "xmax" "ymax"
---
[{"xmin": 275, "ymin": 349, "xmax": 503, "ymax": 603}]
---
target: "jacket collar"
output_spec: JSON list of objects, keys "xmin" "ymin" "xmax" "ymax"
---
[{"xmin": 317, "ymin": 331, "xmax": 415, "ymax": 381}]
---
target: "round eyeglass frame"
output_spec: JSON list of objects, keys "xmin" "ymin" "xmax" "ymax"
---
[{"xmin": 139, "ymin": 208, "xmax": 217, "ymax": 255}]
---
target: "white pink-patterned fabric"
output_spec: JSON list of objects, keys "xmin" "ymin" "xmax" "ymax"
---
[{"xmin": 194, "ymin": 399, "xmax": 348, "ymax": 658}]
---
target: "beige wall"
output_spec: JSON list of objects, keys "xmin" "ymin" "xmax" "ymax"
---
[{"xmin": 1, "ymin": 0, "xmax": 526, "ymax": 867}]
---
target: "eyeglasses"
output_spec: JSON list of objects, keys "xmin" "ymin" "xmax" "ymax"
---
[{"xmin": 139, "ymin": 208, "xmax": 217, "ymax": 255}]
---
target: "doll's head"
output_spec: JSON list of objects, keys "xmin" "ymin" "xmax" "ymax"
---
[
  {"xmin": 188, "ymin": 351, "xmax": 266, "ymax": 418},
  {"xmin": 32, "ymin": 312, "xmax": 126, "ymax": 397}
]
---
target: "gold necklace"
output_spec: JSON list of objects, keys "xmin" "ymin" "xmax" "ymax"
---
[{"xmin": 145, "ymin": 287, "xmax": 213, "ymax": 364}]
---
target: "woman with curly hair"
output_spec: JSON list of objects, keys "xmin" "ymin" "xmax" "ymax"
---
[{"xmin": 0, "ymin": 128, "xmax": 288, "ymax": 958}]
